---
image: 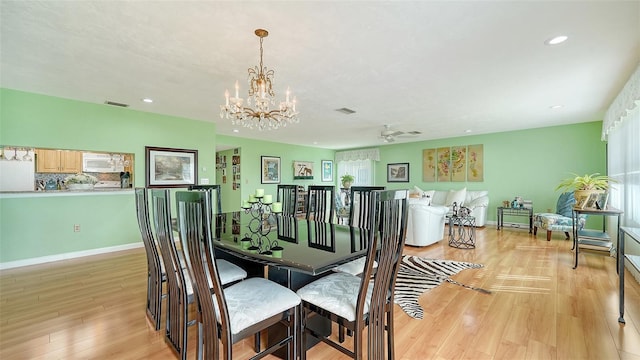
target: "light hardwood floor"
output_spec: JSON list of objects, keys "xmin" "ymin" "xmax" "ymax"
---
[{"xmin": 1, "ymin": 226, "xmax": 640, "ymax": 359}]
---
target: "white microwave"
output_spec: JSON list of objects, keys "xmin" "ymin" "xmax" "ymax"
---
[{"xmin": 82, "ymin": 153, "xmax": 124, "ymax": 173}]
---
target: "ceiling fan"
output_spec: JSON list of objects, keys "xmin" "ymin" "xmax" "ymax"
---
[{"xmin": 380, "ymin": 125, "xmax": 421, "ymax": 143}]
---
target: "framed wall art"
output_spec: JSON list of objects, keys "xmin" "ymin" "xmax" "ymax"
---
[
  {"xmin": 145, "ymin": 146, "xmax": 198, "ymax": 188},
  {"xmin": 293, "ymin": 160, "xmax": 314, "ymax": 180},
  {"xmin": 321, "ymin": 160, "xmax": 333, "ymax": 182},
  {"xmin": 261, "ymin": 156, "xmax": 281, "ymax": 184},
  {"xmin": 387, "ymin": 162, "xmax": 410, "ymax": 182}
]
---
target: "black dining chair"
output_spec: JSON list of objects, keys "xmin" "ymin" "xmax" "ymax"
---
[
  {"xmin": 134, "ymin": 188, "xmax": 165, "ymax": 331},
  {"xmin": 150, "ymin": 189, "xmax": 247, "ymax": 360},
  {"xmin": 175, "ymin": 190, "xmax": 301, "ymax": 360},
  {"xmin": 349, "ymin": 186, "xmax": 386, "ymax": 228},
  {"xmin": 277, "ymin": 185, "xmax": 300, "ymax": 243},
  {"xmin": 188, "ymin": 184, "xmax": 222, "ymax": 213},
  {"xmin": 333, "ymin": 186, "xmax": 386, "ymax": 276},
  {"xmin": 297, "ymin": 189, "xmax": 409, "ymax": 360},
  {"xmin": 306, "ymin": 185, "xmax": 335, "ymax": 223}
]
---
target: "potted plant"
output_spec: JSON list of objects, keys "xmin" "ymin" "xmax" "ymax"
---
[
  {"xmin": 341, "ymin": 174, "xmax": 355, "ymax": 189},
  {"xmin": 555, "ymin": 172, "xmax": 617, "ymax": 200},
  {"xmin": 64, "ymin": 173, "xmax": 98, "ymax": 190}
]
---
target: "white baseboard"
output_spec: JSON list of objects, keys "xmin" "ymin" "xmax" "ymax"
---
[{"xmin": 0, "ymin": 242, "xmax": 144, "ymax": 270}]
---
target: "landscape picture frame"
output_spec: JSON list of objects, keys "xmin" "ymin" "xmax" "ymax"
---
[
  {"xmin": 261, "ymin": 156, "xmax": 281, "ymax": 184},
  {"xmin": 145, "ymin": 146, "xmax": 198, "ymax": 188},
  {"xmin": 387, "ymin": 162, "xmax": 410, "ymax": 182}
]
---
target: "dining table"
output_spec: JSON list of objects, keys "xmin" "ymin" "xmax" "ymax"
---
[{"xmin": 208, "ymin": 210, "xmax": 370, "ymax": 358}]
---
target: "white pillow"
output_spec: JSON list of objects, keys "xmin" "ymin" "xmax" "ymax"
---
[
  {"xmin": 445, "ymin": 188, "xmax": 467, "ymax": 206},
  {"xmin": 412, "ymin": 186, "xmax": 425, "ymax": 197},
  {"xmin": 422, "ymin": 190, "xmax": 435, "ymax": 199}
]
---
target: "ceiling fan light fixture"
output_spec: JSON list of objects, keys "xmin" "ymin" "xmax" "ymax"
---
[{"xmin": 220, "ymin": 29, "xmax": 299, "ymax": 131}]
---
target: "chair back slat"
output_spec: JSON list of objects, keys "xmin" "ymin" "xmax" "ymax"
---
[
  {"xmin": 357, "ymin": 189, "xmax": 409, "ymax": 359},
  {"xmin": 277, "ymin": 185, "xmax": 300, "ymax": 242},
  {"xmin": 175, "ymin": 191, "xmax": 229, "ymax": 359},
  {"xmin": 150, "ymin": 189, "xmax": 190, "ymax": 359},
  {"xmin": 188, "ymin": 184, "xmax": 222, "ymax": 214},
  {"xmin": 349, "ymin": 186, "xmax": 386, "ymax": 228},
  {"xmin": 134, "ymin": 188, "xmax": 163, "ymax": 330},
  {"xmin": 306, "ymin": 185, "xmax": 336, "ymax": 223}
]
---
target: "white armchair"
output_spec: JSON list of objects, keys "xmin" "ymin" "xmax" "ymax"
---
[{"xmin": 405, "ymin": 199, "xmax": 449, "ymax": 247}]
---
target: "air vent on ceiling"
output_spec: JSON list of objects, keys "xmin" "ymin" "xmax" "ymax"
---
[
  {"xmin": 104, "ymin": 100, "xmax": 129, "ymax": 108},
  {"xmin": 335, "ymin": 107, "xmax": 356, "ymax": 115}
]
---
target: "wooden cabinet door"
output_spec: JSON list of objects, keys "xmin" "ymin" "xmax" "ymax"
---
[
  {"xmin": 36, "ymin": 149, "xmax": 62, "ymax": 173},
  {"xmin": 60, "ymin": 151, "xmax": 82, "ymax": 173}
]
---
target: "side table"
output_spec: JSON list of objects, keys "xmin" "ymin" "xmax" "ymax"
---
[
  {"xmin": 496, "ymin": 206, "xmax": 533, "ymax": 233},
  {"xmin": 448, "ymin": 215, "xmax": 476, "ymax": 249},
  {"xmin": 618, "ymin": 227, "xmax": 640, "ymax": 324}
]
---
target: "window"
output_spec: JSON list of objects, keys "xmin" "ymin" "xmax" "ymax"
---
[
  {"xmin": 335, "ymin": 148, "xmax": 380, "ymax": 187},
  {"xmin": 337, "ymin": 159, "xmax": 374, "ymax": 186}
]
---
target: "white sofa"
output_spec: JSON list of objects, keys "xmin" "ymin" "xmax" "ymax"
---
[
  {"xmin": 405, "ymin": 198, "xmax": 449, "ymax": 247},
  {"xmin": 412, "ymin": 187, "xmax": 489, "ymax": 227}
]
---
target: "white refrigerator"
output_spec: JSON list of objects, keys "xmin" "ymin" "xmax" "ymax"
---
[{"xmin": 0, "ymin": 160, "xmax": 35, "ymax": 191}]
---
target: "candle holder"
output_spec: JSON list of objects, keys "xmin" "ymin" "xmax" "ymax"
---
[{"xmin": 241, "ymin": 194, "xmax": 283, "ymax": 255}]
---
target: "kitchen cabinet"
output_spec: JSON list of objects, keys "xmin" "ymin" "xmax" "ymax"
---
[{"xmin": 35, "ymin": 149, "xmax": 82, "ymax": 173}]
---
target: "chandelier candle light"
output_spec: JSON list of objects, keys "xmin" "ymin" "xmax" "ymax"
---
[{"xmin": 220, "ymin": 29, "xmax": 299, "ymax": 131}]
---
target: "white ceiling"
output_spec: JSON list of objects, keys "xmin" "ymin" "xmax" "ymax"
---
[{"xmin": 1, "ymin": 1, "xmax": 639, "ymax": 150}]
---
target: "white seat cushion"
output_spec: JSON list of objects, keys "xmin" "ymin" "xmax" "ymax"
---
[
  {"xmin": 297, "ymin": 272, "xmax": 373, "ymax": 322},
  {"xmin": 184, "ymin": 259, "xmax": 248, "ymax": 301},
  {"xmin": 216, "ymin": 259, "xmax": 248, "ymax": 285},
  {"xmin": 216, "ymin": 278, "xmax": 301, "ymax": 335},
  {"xmin": 332, "ymin": 257, "xmax": 377, "ymax": 276}
]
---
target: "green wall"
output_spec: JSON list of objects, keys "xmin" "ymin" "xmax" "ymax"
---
[
  {"xmin": 0, "ymin": 88, "xmax": 606, "ymax": 265},
  {"xmin": 0, "ymin": 89, "xmax": 218, "ymax": 264},
  {"xmin": 217, "ymin": 135, "xmax": 336, "ymax": 205},
  {"xmin": 375, "ymin": 121, "xmax": 606, "ymax": 224}
]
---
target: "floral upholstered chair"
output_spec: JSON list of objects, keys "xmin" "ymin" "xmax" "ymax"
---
[{"xmin": 533, "ymin": 192, "xmax": 587, "ymax": 241}]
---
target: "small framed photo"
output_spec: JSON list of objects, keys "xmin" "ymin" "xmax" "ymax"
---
[
  {"xmin": 261, "ymin": 156, "xmax": 281, "ymax": 184},
  {"xmin": 596, "ymin": 193, "xmax": 609, "ymax": 210},
  {"xmin": 321, "ymin": 160, "xmax": 333, "ymax": 182},
  {"xmin": 575, "ymin": 194, "xmax": 589, "ymax": 209},
  {"xmin": 584, "ymin": 193, "xmax": 599, "ymax": 209},
  {"xmin": 145, "ymin": 146, "xmax": 198, "ymax": 188},
  {"xmin": 387, "ymin": 162, "xmax": 410, "ymax": 182}
]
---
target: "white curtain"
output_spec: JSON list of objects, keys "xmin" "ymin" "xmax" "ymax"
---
[
  {"xmin": 335, "ymin": 148, "xmax": 379, "ymax": 186},
  {"xmin": 604, "ymin": 64, "xmax": 640, "ymax": 228}
]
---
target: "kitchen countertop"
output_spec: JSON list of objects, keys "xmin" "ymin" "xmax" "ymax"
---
[{"xmin": 0, "ymin": 188, "xmax": 134, "ymax": 199}]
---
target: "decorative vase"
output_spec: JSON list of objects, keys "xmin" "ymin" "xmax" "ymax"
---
[{"xmin": 342, "ymin": 181, "xmax": 352, "ymax": 189}]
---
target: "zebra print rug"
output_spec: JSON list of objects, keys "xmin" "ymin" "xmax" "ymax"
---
[{"xmin": 394, "ymin": 255, "xmax": 488, "ymax": 319}]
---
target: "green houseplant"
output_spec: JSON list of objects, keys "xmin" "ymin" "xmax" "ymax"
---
[
  {"xmin": 341, "ymin": 174, "xmax": 355, "ymax": 189},
  {"xmin": 555, "ymin": 173, "xmax": 617, "ymax": 201}
]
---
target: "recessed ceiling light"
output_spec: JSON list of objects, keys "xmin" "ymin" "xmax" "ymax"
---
[
  {"xmin": 232, "ymin": 129, "xmax": 239, "ymax": 133},
  {"xmin": 142, "ymin": 98, "xmax": 153, "ymax": 103},
  {"xmin": 549, "ymin": 104, "xmax": 564, "ymax": 109},
  {"xmin": 545, "ymin": 35, "xmax": 568, "ymax": 45},
  {"xmin": 464, "ymin": 129, "xmax": 472, "ymax": 133}
]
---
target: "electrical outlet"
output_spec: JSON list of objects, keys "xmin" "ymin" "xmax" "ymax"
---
[{"xmin": 74, "ymin": 224, "xmax": 80, "ymax": 232}]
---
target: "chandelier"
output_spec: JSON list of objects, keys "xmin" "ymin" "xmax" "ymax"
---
[{"xmin": 220, "ymin": 29, "xmax": 299, "ymax": 131}]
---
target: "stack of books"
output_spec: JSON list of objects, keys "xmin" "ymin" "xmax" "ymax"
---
[
  {"xmin": 578, "ymin": 229, "xmax": 612, "ymax": 252},
  {"xmin": 522, "ymin": 200, "xmax": 533, "ymax": 209}
]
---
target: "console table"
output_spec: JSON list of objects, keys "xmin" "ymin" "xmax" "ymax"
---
[
  {"xmin": 497, "ymin": 206, "xmax": 533, "ymax": 233},
  {"xmin": 618, "ymin": 226, "xmax": 640, "ymax": 324},
  {"xmin": 572, "ymin": 206, "xmax": 623, "ymax": 269}
]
